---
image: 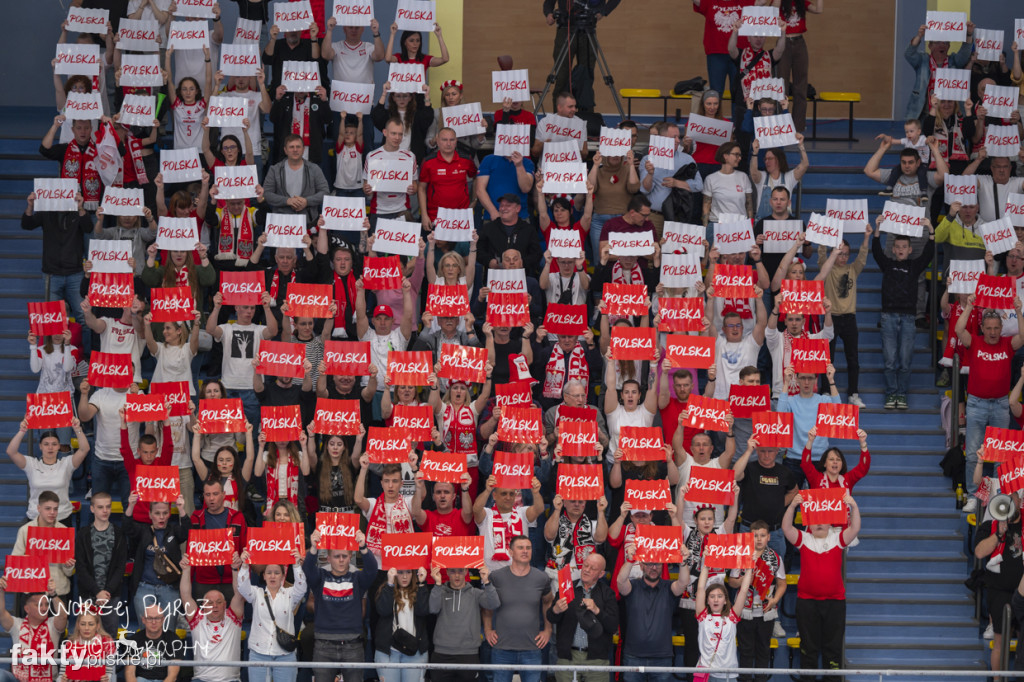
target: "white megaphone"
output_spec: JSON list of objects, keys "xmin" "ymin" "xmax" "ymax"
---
[{"xmin": 989, "ymin": 494, "xmax": 1017, "ymax": 522}]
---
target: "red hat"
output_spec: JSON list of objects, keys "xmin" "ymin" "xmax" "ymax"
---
[
  {"xmin": 508, "ymin": 354, "xmax": 536, "ymax": 384},
  {"xmin": 440, "ymin": 79, "xmax": 463, "ymax": 92},
  {"xmin": 372, "ymin": 305, "xmax": 394, "ymax": 318}
]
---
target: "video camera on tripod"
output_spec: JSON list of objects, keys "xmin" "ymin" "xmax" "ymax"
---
[{"xmin": 552, "ymin": 0, "xmax": 601, "ymax": 29}]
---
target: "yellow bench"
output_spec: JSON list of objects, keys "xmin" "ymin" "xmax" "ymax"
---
[
  {"xmin": 990, "ymin": 640, "xmax": 1017, "ymax": 651},
  {"xmin": 619, "ymin": 88, "xmax": 666, "ymax": 120},
  {"xmin": 809, "ymin": 92, "xmax": 862, "ymax": 142}
]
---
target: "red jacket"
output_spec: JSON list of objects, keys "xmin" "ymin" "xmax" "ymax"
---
[
  {"xmin": 188, "ymin": 506, "xmax": 246, "ymax": 585},
  {"xmin": 121, "ymin": 425, "xmax": 174, "ymax": 524}
]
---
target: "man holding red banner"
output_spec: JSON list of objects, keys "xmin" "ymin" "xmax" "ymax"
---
[
  {"xmin": 410, "ymin": 472, "xmax": 475, "ymax": 576},
  {"xmin": 532, "ymin": 326, "xmax": 601, "ymax": 412},
  {"xmin": 118, "ymin": 404, "xmax": 175, "ymax": 523},
  {"xmin": 676, "ymin": 431, "xmax": 735, "ymax": 530},
  {"xmin": 12, "ymin": 492, "xmax": 75, "ymax": 601},
  {"xmin": 180, "ymin": 552, "xmax": 246, "ymax": 682},
  {"xmin": 542, "ymin": 379, "xmax": 610, "ymax": 450},
  {"xmin": 734, "ymin": 439, "xmax": 799, "ymax": 569},
  {"xmin": 0, "ymin": 574, "xmax": 68, "ymax": 682},
  {"xmin": 956, "ymin": 293, "xmax": 1024, "ymax": 512},
  {"xmin": 428, "ymin": 563, "xmax": 500, "ymax": 681},
  {"xmin": 355, "ymin": 455, "xmax": 416, "ymax": 563},
  {"xmin": 187, "ymin": 479, "xmax": 247, "ymax": 601},
  {"xmin": 543, "ymin": 494, "xmax": 609, "ymax": 586},
  {"xmin": 473, "ymin": 473, "xmax": 545, "ymax": 572},
  {"xmin": 546, "ymin": 552, "xmax": 619, "ymax": 682},
  {"xmin": 777, "ymin": 363, "xmax": 841, "ymax": 487},
  {"xmin": 782, "ymin": 492, "xmax": 861, "ymax": 682},
  {"xmin": 765, "ymin": 293, "xmax": 834, "ymax": 398},
  {"xmin": 355, "ymin": 279, "xmax": 415, "ymax": 419}
]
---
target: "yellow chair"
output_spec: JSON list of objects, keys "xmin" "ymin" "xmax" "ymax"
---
[
  {"xmin": 619, "ymin": 88, "xmax": 665, "ymax": 119},
  {"xmin": 809, "ymin": 92, "xmax": 862, "ymax": 142}
]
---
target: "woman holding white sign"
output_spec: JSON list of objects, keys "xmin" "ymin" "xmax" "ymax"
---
[
  {"xmin": 702, "ymin": 141, "xmax": 754, "ymax": 228},
  {"xmin": 165, "ymin": 45, "xmax": 213, "ymax": 151},
  {"xmin": 385, "ymin": 23, "xmax": 449, "ymax": 69},
  {"xmin": 749, "ymin": 134, "xmax": 808, "ymax": 221}
]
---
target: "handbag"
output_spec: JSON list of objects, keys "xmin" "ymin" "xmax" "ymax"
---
[
  {"xmin": 263, "ymin": 590, "xmax": 298, "ymax": 652},
  {"xmin": 391, "ymin": 599, "xmax": 419, "ymax": 656},
  {"xmin": 151, "ymin": 532, "xmax": 181, "ymax": 585}
]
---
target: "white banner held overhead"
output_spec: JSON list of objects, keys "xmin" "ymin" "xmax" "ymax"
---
[
  {"xmin": 366, "ymin": 158, "xmax": 414, "ymax": 193},
  {"xmin": 825, "ymin": 198, "xmax": 869, "ymax": 233},
  {"xmin": 442, "ymin": 102, "xmax": 486, "ymax": 138},
  {"xmin": 265, "ymin": 214, "xmax": 308, "ymax": 248},
  {"xmin": 598, "ymin": 127, "xmax": 633, "ymax": 157},
  {"xmin": 118, "ymin": 19, "xmax": 160, "ymax": 51},
  {"xmin": 987, "ymin": 125, "xmax": 1022, "ymax": 159},
  {"xmin": 175, "ymin": 0, "xmax": 216, "ymax": 18},
  {"xmin": 373, "ymin": 218, "xmax": 420, "ymax": 257},
  {"xmin": 119, "ymin": 53, "xmax": 163, "ymax": 88},
  {"xmin": 536, "ymin": 114, "xmax": 586, "ymax": 149},
  {"xmin": 168, "ymin": 21, "xmax": 209, "ymax": 50},
  {"xmin": 647, "ymin": 135, "xmax": 676, "ymax": 170},
  {"xmin": 980, "ymin": 217, "xmax": 1018, "ymax": 255},
  {"xmin": 220, "ymin": 43, "xmax": 260, "ymax": 76},
  {"xmin": 804, "ymin": 213, "xmax": 843, "ymax": 248},
  {"xmin": 320, "ymin": 196, "xmax": 366, "ymax": 231},
  {"xmin": 608, "ymin": 232, "xmax": 656, "ymax": 257},
  {"xmin": 433, "ymin": 208, "xmax": 474, "ymax": 242},
  {"xmin": 548, "ymin": 228, "xmax": 582, "ymax": 259},
  {"xmin": 1006, "ymin": 193, "xmax": 1024, "ymax": 228},
  {"xmin": 118, "ymin": 94, "xmax": 156, "ymax": 127},
  {"xmin": 160, "ymin": 148, "xmax": 203, "ymax": 183},
  {"xmin": 386, "ymin": 62, "xmax": 425, "ymax": 93},
  {"xmin": 34, "ymin": 179, "xmax": 78, "ymax": 212},
  {"xmin": 330, "ymin": 80, "xmax": 374, "ymax": 114},
  {"xmin": 541, "ymin": 162, "xmax": 588, "ymax": 194},
  {"xmin": 685, "ymin": 114, "xmax": 733, "ymax": 147},
  {"xmin": 273, "ymin": 1, "xmax": 314, "ymax": 32},
  {"xmin": 661, "ymin": 253, "xmax": 701, "ymax": 289},
  {"xmin": 67, "ymin": 7, "xmax": 109, "ymax": 34},
  {"xmin": 662, "ymin": 222, "xmax": 705, "ymax": 257},
  {"xmin": 747, "ymin": 77, "xmax": 786, "ymax": 101},
  {"xmin": 983, "ymin": 84, "xmax": 1019, "ymax": 120},
  {"xmin": 88, "ymin": 240, "xmax": 133, "ymax": 273},
  {"xmin": 974, "ymin": 28, "xmax": 1003, "ymax": 62},
  {"xmin": 207, "ymin": 96, "xmax": 247, "ymax": 127},
  {"xmin": 234, "ymin": 18, "xmax": 261, "ymax": 44},
  {"xmin": 156, "ymin": 217, "xmax": 199, "ymax": 251},
  {"xmin": 493, "ymin": 124, "xmax": 531, "ymax": 158},
  {"xmin": 492, "ymin": 69, "xmax": 530, "ymax": 103},
  {"xmin": 1017, "ymin": 19, "xmax": 1024, "ymax": 49},
  {"xmin": 762, "ymin": 219, "xmax": 804, "ymax": 253},
  {"xmin": 738, "ymin": 5, "xmax": 780, "ymax": 36},
  {"xmin": 100, "ymin": 187, "xmax": 145, "ymax": 216},
  {"xmin": 933, "ymin": 68, "xmax": 970, "ymax": 102},
  {"xmin": 944, "ymin": 175, "xmax": 978, "ymax": 206},
  {"xmin": 65, "ymin": 92, "xmax": 103, "ymax": 120},
  {"xmin": 333, "ymin": 0, "xmax": 374, "ymax": 26},
  {"xmin": 878, "ymin": 201, "xmax": 926, "ymax": 238},
  {"xmin": 754, "ymin": 113, "xmax": 798, "ymax": 149},
  {"xmin": 541, "ymin": 140, "xmax": 582, "ymax": 167},
  {"xmin": 214, "ymin": 165, "xmax": 258, "ymax": 200},
  {"xmin": 395, "ymin": 0, "xmax": 435, "ymax": 31},
  {"xmin": 925, "ymin": 10, "xmax": 967, "ymax": 42},
  {"xmin": 948, "ymin": 259, "xmax": 986, "ymax": 294},
  {"xmin": 55, "ymin": 43, "xmax": 101, "ymax": 76},
  {"xmin": 714, "ymin": 220, "xmax": 755, "ymax": 255},
  {"xmin": 282, "ymin": 61, "xmax": 320, "ymax": 92},
  {"xmin": 487, "ymin": 268, "xmax": 526, "ymax": 295}
]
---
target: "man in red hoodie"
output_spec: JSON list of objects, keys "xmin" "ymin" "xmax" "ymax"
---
[
  {"xmin": 119, "ymin": 402, "xmax": 174, "ymax": 524},
  {"xmin": 188, "ymin": 479, "xmax": 247, "ymax": 601}
]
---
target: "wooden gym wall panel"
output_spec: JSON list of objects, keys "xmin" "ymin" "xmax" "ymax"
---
[{"xmin": 462, "ymin": 0, "xmax": 894, "ymax": 120}]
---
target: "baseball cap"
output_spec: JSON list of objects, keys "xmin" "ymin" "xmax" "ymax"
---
[{"xmin": 372, "ymin": 305, "xmax": 394, "ymax": 318}]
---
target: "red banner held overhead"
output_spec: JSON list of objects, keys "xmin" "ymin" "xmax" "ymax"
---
[
  {"xmin": 728, "ymin": 385, "xmax": 770, "ymax": 419},
  {"xmin": 88, "ymin": 272, "xmax": 134, "ymax": 308},
  {"xmin": 3, "ymin": 556, "xmax": 49, "ymax": 593},
  {"xmin": 363, "ymin": 256, "xmax": 403, "ymax": 290},
  {"xmin": 559, "ymin": 420, "xmax": 598, "ymax": 458},
  {"xmin": 391, "ymin": 403, "xmax": 433, "ymax": 441},
  {"xmin": 419, "ymin": 452, "xmax": 467, "ymax": 484},
  {"xmin": 26, "ymin": 526, "xmax": 74, "ymax": 564},
  {"xmin": 610, "ymin": 326, "xmax": 657, "ymax": 361},
  {"xmin": 801, "ymin": 488, "xmax": 847, "ymax": 525},
  {"xmin": 256, "ymin": 340, "xmax": 306, "ymax": 379},
  {"xmin": 247, "ymin": 525, "xmax": 296, "ymax": 565},
  {"xmin": 313, "ymin": 398, "xmax": 361, "ymax": 436},
  {"xmin": 634, "ymin": 524, "xmax": 683, "ymax": 563},
  {"xmin": 87, "ymin": 351, "xmax": 134, "ymax": 388},
  {"xmin": 624, "ymin": 479, "xmax": 671, "ymax": 510},
  {"xmin": 149, "ymin": 381, "xmax": 190, "ymax": 417},
  {"xmin": 285, "ymin": 282, "xmax": 332, "ymax": 318},
  {"xmin": 603, "ymin": 283, "xmax": 648, "ymax": 316},
  {"xmin": 198, "ymin": 398, "xmax": 246, "ymax": 433},
  {"xmin": 220, "ymin": 270, "xmax": 265, "ymax": 306},
  {"xmin": 498, "ymin": 405, "xmax": 544, "ymax": 444},
  {"xmin": 366, "ymin": 426, "xmax": 411, "ymax": 464},
  {"xmin": 315, "ymin": 512, "xmax": 360, "ymax": 551},
  {"xmin": 619, "ymin": 426, "xmax": 665, "ymax": 462},
  {"xmin": 262, "ymin": 404, "xmax": 302, "ymax": 442},
  {"xmin": 983, "ymin": 426, "xmax": 1024, "ymax": 463},
  {"xmin": 780, "ymin": 279, "xmax": 825, "ymax": 316},
  {"xmin": 665, "ymin": 334, "xmax": 714, "ymax": 369},
  {"xmin": 790, "ymin": 337, "xmax": 830, "ymax": 374},
  {"xmin": 492, "ymin": 451, "xmax": 534, "ymax": 489},
  {"xmin": 751, "ymin": 411, "xmax": 794, "ymax": 448},
  {"xmin": 544, "ymin": 303, "xmax": 589, "ymax": 336},
  {"xmin": 187, "ymin": 528, "xmax": 235, "ymax": 567},
  {"xmin": 25, "ymin": 392, "xmax": 74, "ymax": 429},
  {"xmin": 999, "ymin": 454, "xmax": 1024, "ymax": 495},
  {"xmin": 556, "ymin": 463, "xmax": 604, "ymax": 500},
  {"xmin": 27, "ymin": 301, "xmax": 68, "ymax": 337},
  {"xmin": 381, "ymin": 532, "xmax": 432, "ymax": 571},
  {"xmin": 495, "ymin": 381, "xmax": 533, "ymax": 407},
  {"xmin": 387, "ymin": 350, "xmax": 432, "ymax": 386},
  {"xmin": 685, "ymin": 467, "xmax": 735, "ymax": 506},
  {"xmin": 486, "ymin": 292, "xmax": 530, "ymax": 327},
  {"xmin": 322, "ymin": 341, "xmax": 371, "ymax": 376},
  {"xmin": 150, "ymin": 286, "xmax": 194, "ymax": 323},
  {"xmin": 124, "ymin": 393, "xmax": 168, "ymax": 423},
  {"xmin": 712, "ymin": 264, "xmax": 755, "ymax": 299},
  {"xmin": 432, "ymin": 535, "xmax": 484, "ymax": 569},
  {"xmin": 815, "ymin": 403, "xmax": 859, "ymax": 440},
  {"xmin": 685, "ymin": 395, "xmax": 731, "ymax": 432},
  {"xmin": 703, "ymin": 533, "xmax": 756, "ymax": 570},
  {"xmin": 426, "ymin": 284, "xmax": 470, "ymax": 317},
  {"xmin": 438, "ymin": 344, "xmax": 488, "ymax": 384},
  {"xmin": 658, "ymin": 297, "xmax": 704, "ymax": 333},
  {"xmin": 136, "ymin": 465, "xmax": 180, "ymax": 502},
  {"xmin": 975, "ymin": 274, "xmax": 1017, "ymax": 309}
]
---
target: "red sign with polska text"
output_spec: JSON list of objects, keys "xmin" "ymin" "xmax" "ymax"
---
[
  {"xmin": 728, "ymin": 384, "xmax": 770, "ymax": 419},
  {"xmin": 999, "ymin": 454, "xmax": 1024, "ymax": 495},
  {"xmin": 26, "ymin": 526, "xmax": 74, "ymax": 564},
  {"xmin": 801, "ymin": 488, "xmax": 847, "ymax": 525},
  {"xmin": 619, "ymin": 426, "xmax": 665, "ymax": 462},
  {"xmin": 150, "ymin": 286, "xmax": 194, "ymax": 323},
  {"xmin": 751, "ymin": 411, "xmax": 794, "ymax": 448},
  {"xmin": 780, "ymin": 279, "xmax": 825, "ymax": 316},
  {"xmin": 703, "ymin": 533, "xmax": 756, "ymax": 570},
  {"xmin": 27, "ymin": 300, "xmax": 68, "ymax": 337},
  {"xmin": 316, "ymin": 512, "xmax": 360, "ymax": 551},
  {"xmin": 4, "ymin": 555, "xmax": 49, "ymax": 593},
  {"xmin": 685, "ymin": 395, "xmax": 731, "ymax": 432},
  {"xmin": 286, "ymin": 282, "xmax": 332, "ymax": 318},
  {"xmin": 634, "ymin": 524, "xmax": 682, "ymax": 563},
  {"xmin": 492, "ymin": 451, "xmax": 534, "ymax": 489},
  {"xmin": 87, "ymin": 351, "xmax": 133, "ymax": 388},
  {"xmin": 556, "ymin": 463, "xmax": 604, "ymax": 500},
  {"xmin": 88, "ymin": 272, "xmax": 135, "ymax": 308},
  {"xmin": 256, "ymin": 340, "xmax": 306, "ymax": 379},
  {"xmin": 544, "ymin": 303, "xmax": 588, "ymax": 336},
  {"xmin": 387, "ymin": 350, "xmax": 432, "ymax": 386},
  {"xmin": 790, "ymin": 337, "xmax": 829, "ymax": 374},
  {"xmin": 658, "ymin": 297, "xmax": 704, "ymax": 333},
  {"xmin": 419, "ymin": 451, "xmax": 467, "ymax": 484},
  {"xmin": 559, "ymin": 419, "xmax": 597, "ymax": 458},
  {"xmin": 983, "ymin": 426, "xmax": 1024, "ymax": 463},
  {"xmin": 220, "ymin": 270, "xmax": 265, "ymax": 306},
  {"xmin": 815, "ymin": 403, "xmax": 859, "ymax": 440},
  {"xmin": 603, "ymin": 283, "xmax": 648, "ymax": 316},
  {"xmin": 666, "ymin": 334, "xmax": 714, "ymax": 369},
  {"xmin": 391, "ymin": 403, "xmax": 433, "ymax": 441},
  {"xmin": 136, "ymin": 465, "xmax": 180, "ymax": 503},
  {"xmin": 314, "ymin": 397, "xmax": 361, "ymax": 436},
  {"xmin": 685, "ymin": 466, "xmax": 735, "ymax": 506},
  {"xmin": 438, "ymin": 344, "xmax": 487, "ymax": 384},
  {"xmin": 486, "ymin": 292, "xmax": 530, "ymax": 327},
  {"xmin": 610, "ymin": 326, "xmax": 657, "ymax": 361},
  {"xmin": 25, "ymin": 392, "xmax": 74, "ymax": 429},
  {"xmin": 625, "ymin": 479, "xmax": 671, "ymax": 510},
  {"xmin": 498, "ymin": 405, "xmax": 544, "ymax": 444},
  {"xmin": 187, "ymin": 528, "xmax": 236, "ymax": 566},
  {"xmin": 713, "ymin": 264, "xmax": 755, "ymax": 299},
  {"xmin": 246, "ymin": 524, "xmax": 296, "ymax": 565},
  {"xmin": 262, "ymin": 404, "xmax": 302, "ymax": 442},
  {"xmin": 322, "ymin": 341, "xmax": 371, "ymax": 376},
  {"xmin": 382, "ymin": 532, "xmax": 431, "ymax": 571},
  {"xmin": 124, "ymin": 393, "xmax": 168, "ymax": 423},
  {"xmin": 363, "ymin": 256, "xmax": 403, "ymax": 290},
  {"xmin": 427, "ymin": 284, "xmax": 470, "ymax": 317},
  {"xmin": 198, "ymin": 398, "xmax": 246, "ymax": 433},
  {"xmin": 149, "ymin": 381, "xmax": 189, "ymax": 417},
  {"xmin": 432, "ymin": 535, "xmax": 484, "ymax": 569},
  {"xmin": 366, "ymin": 426, "xmax": 411, "ymax": 464}
]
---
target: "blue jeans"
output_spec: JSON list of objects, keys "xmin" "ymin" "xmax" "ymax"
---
[
  {"xmin": 250, "ymin": 650, "xmax": 297, "ymax": 682},
  {"xmin": 590, "ymin": 214, "xmax": 616, "ymax": 264},
  {"xmin": 705, "ymin": 53, "xmax": 742, "ymax": 120},
  {"xmin": 622, "ymin": 655, "xmax": 672, "ymax": 682},
  {"xmin": 965, "ymin": 394, "xmax": 1010, "ymax": 495},
  {"xmin": 374, "ymin": 649, "xmax": 427, "ymax": 682},
  {"xmin": 880, "ymin": 312, "xmax": 915, "ymax": 395},
  {"xmin": 45, "ymin": 272, "xmax": 87, "ymax": 352},
  {"xmin": 769, "ymin": 527, "xmax": 788, "ymax": 569},
  {"xmin": 491, "ymin": 648, "xmax": 543, "ymax": 682},
  {"xmin": 134, "ymin": 580, "xmax": 182, "ymax": 625},
  {"xmin": 227, "ymin": 388, "xmax": 260, "ymax": 433},
  {"xmin": 92, "ymin": 457, "xmax": 129, "ymax": 506}
]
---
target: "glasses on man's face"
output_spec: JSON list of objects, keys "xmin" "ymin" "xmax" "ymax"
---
[
  {"xmin": 638, "ymin": 211, "xmax": 652, "ymax": 218},
  {"xmin": 724, "ymin": 323, "xmax": 743, "ymax": 329},
  {"xmin": 1009, "ymin": 254, "xmax": 1024, "ymax": 261}
]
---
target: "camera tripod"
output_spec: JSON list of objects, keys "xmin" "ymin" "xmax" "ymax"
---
[{"xmin": 534, "ymin": 21, "xmax": 625, "ymax": 120}]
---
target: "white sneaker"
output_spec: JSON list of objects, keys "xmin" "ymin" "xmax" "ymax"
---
[
  {"xmin": 983, "ymin": 622, "xmax": 994, "ymax": 640},
  {"xmin": 772, "ymin": 621, "xmax": 786, "ymax": 638},
  {"xmin": 848, "ymin": 393, "xmax": 866, "ymax": 408},
  {"xmin": 963, "ymin": 497, "xmax": 979, "ymax": 514}
]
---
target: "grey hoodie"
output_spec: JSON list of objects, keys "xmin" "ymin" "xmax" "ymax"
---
[{"xmin": 428, "ymin": 581, "xmax": 501, "ymax": 655}]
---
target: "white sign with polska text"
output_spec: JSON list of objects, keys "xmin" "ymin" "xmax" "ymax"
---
[
  {"xmin": 974, "ymin": 28, "xmax": 1003, "ymax": 62},
  {"xmin": 207, "ymin": 95, "xmax": 247, "ymax": 127},
  {"xmin": 366, "ymin": 158, "xmax": 414, "ymax": 193},
  {"xmin": 608, "ymin": 232, "xmax": 655, "ymax": 257},
  {"xmin": 119, "ymin": 53, "xmax": 163, "ymax": 87},
  {"xmin": 980, "ymin": 216, "xmax": 1018, "ymax": 255},
  {"xmin": 754, "ymin": 113, "xmax": 798, "ymax": 149},
  {"xmin": 714, "ymin": 220, "xmax": 754, "ymax": 255},
  {"xmin": 220, "ymin": 44, "xmax": 260, "ymax": 77},
  {"xmin": 34, "ymin": 179, "xmax": 79, "ymax": 212},
  {"xmin": 933, "ymin": 68, "xmax": 970, "ymax": 102},
  {"xmin": 925, "ymin": 11, "xmax": 967, "ymax": 42},
  {"xmin": 987, "ymin": 125, "xmax": 1022, "ymax": 158},
  {"xmin": 661, "ymin": 253, "xmax": 701, "ymax": 289},
  {"xmin": 442, "ymin": 102, "xmax": 486, "ymax": 138},
  {"xmin": 948, "ymin": 259, "xmax": 986, "ymax": 294},
  {"xmin": 825, "ymin": 198, "xmax": 869, "ymax": 233},
  {"xmin": 118, "ymin": 19, "xmax": 160, "ymax": 51},
  {"xmin": 662, "ymin": 222, "xmax": 705, "ymax": 257},
  {"xmin": 265, "ymin": 213, "xmax": 308, "ymax": 249},
  {"xmin": 373, "ymin": 218, "xmax": 420, "ymax": 257},
  {"xmin": 944, "ymin": 175, "xmax": 978, "ymax": 206},
  {"xmin": 492, "ymin": 69, "xmax": 530, "ymax": 103},
  {"xmin": 493, "ymin": 124, "xmax": 530, "ymax": 158},
  {"xmin": 433, "ymin": 208, "xmax": 474, "ymax": 242},
  {"xmin": 536, "ymin": 114, "xmax": 586, "ymax": 149},
  {"xmin": 88, "ymin": 240, "xmax": 133, "ymax": 273},
  {"xmin": 330, "ymin": 80, "xmax": 374, "ymax": 115},
  {"xmin": 542, "ymin": 162, "xmax": 587, "ymax": 194},
  {"xmin": 65, "ymin": 92, "xmax": 103, "ymax": 120},
  {"xmin": 878, "ymin": 201, "xmax": 925, "ymax": 238},
  {"xmin": 282, "ymin": 61, "xmax": 320, "ymax": 92},
  {"xmin": 174, "ymin": 0, "xmax": 216, "ymax": 19},
  {"xmin": 762, "ymin": 220, "xmax": 804, "ymax": 253},
  {"xmin": 747, "ymin": 78, "xmax": 786, "ymax": 102},
  {"xmin": 548, "ymin": 228, "xmax": 582, "ymax": 259},
  {"xmin": 647, "ymin": 135, "xmax": 676, "ymax": 170},
  {"xmin": 332, "ymin": 0, "xmax": 374, "ymax": 26},
  {"xmin": 214, "ymin": 165, "xmax": 258, "ymax": 200},
  {"xmin": 160, "ymin": 148, "xmax": 203, "ymax": 183},
  {"xmin": 55, "ymin": 43, "xmax": 101, "ymax": 76},
  {"xmin": 67, "ymin": 7, "xmax": 109, "ymax": 34},
  {"xmin": 394, "ymin": 0, "xmax": 435, "ymax": 32},
  {"xmin": 320, "ymin": 196, "xmax": 366, "ymax": 231},
  {"xmin": 738, "ymin": 5, "xmax": 780, "ymax": 36},
  {"xmin": 118, "ymin": 95, "xmax": 156, "ymax": 127},
  {"xmin": 598, "ymin": 127, "xmax": 632, "ymax": 157},
  {"xmin": 273, "ymin": 1, "xmax": 314, "ymax": 32},
  {"xmin": 387, "ymin": 62, "xmax": 425, "ymax": 93},
  {"xmin": 686, "ymin": 114, "xmax": 733, "ymax": 146},
  {"xmin": 1006, "ymin": 193, "xmax": 1024, "ymax": 228},
  {"xmin": 167, "ymin": 21, "xmax": 209, "ymax": 50},
  {"xmin": 804, "ymin": 213, "xmax": 843, "ymax": 248},
  {"xmin": 100, "ymin": 187, "xmax": 145, "ymax": 216},
  {"xmin": 157, "ymin": 217, "xmax": 199, "ymax": 251},
  {"xmin": 983, "ymin": 84, "xmax": 1019, "ymax": 120},
  {"xmin": 234, "ymin": 18, "xmax": 262, "ymax": 44}
]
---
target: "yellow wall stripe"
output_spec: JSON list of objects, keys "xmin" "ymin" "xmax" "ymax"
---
[{"xmin": 431, "ymin": 0, "xmax": 463, "ymax": 93}]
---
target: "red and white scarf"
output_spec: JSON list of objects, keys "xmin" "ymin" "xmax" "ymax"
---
[
  {"xmin": 611, "ymin": 261, "xmax": 645, "ymax": 286},
  {"xmin": 62, "ymin": 138, "xmax": 102, "ymax": 208},
  {"xmin": 333, "ymin": 270, "xmax": 357, "ymax": 329},
  {"xmin": 543, "ymin": 343, "xmax": 589, "ymax": 398},
  {"xmin": 292, "ymin": 96, "xmax": 310, "ymax": 149},
  {"xmin": 123, "ymin": 133, "xmax": 147, "ymax": 185},
  {"xmin": 14, "ymin": 620, "xmax": 55, "ymax": 682},
  {"xmin": 935, "ymin": 112, "xmax": 970, "ymax": 163},
  {"xmin": 749, "ymin": 547, "xmax": 782, "ymax": 606},
  {"xmin": 266, "ymin": 454, "xmax": 300, "ymax": 508},
  {"xmin": 173, "ymin": 265, "xmax": 189, "ymax": 287},
  {"xmin": 218, "ymin": 207, "xmax": 255, "ymax": 261},
  {"xmin": 781, "ymin": 331, "xmax": 802, "ymax": 395},
  {"xmin": 269, "ymin": 269, "xmax": 297, "ymax": 299},
  {"xmin": 366, "ymin": 495, "xmax": 413, "ymax": 556},
  {"xmin": 490, "ymin": 506, "xmax": 524, "ymax": 563},
  {"xmin": 442, "ymin": 403, "xmax": 478, "ymax": 456}
]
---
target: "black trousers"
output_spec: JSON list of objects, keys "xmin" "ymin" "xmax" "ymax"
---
[
  {"xmin": 675, "ymin": 606, "xmax": 699, "ymax": 669},
  {"xmin": 737, "ymin": 615, "xmax": 773, "ymax": 682},
  {"xmin": 796, "ymin": 598, "xmax": 846, "ymax": 682},
  {"xmin": 431, "ymin": 651, "xmax": 479, "ymax": 682},
  {"xmin": 829, "ymin": 313, "xmax": 860, "ymax": 395}
]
